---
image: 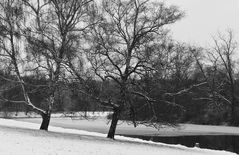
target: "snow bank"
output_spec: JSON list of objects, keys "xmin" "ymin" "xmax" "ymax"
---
[{"xmin": 0, "ymin": 118, "xmax": 236, "ymax": 155}]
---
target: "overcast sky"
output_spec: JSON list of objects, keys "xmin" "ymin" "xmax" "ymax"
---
[{"xmin": 164, "ymin": 0, "xmax": 239, "ymax": 46}]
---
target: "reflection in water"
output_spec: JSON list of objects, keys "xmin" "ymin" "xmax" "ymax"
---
[{"xmin": 125, "ymin": 135, "xmax": 239, "ymax": 154}]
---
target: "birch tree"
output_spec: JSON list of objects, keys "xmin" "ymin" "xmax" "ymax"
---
[
  {"xmin": 0, "ymin": 0, "xmax": 50, "ymax": 128},
  {"xmin": 22, "ymin": 0, "xmax": 93, "ymax": 129},
  {"xmin": 0, "ymin": 0, "xmax": 92, "ymax": 130}
]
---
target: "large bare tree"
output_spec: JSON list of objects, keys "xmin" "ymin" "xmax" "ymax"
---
[
  {"xmin": 74, "ymin": 0, "xmax": 184, "ymax": 139},
  {"xmin": 0, "ymin": 0, "xmax": 92, "ymax": 130},
  {"xmin": 0, "ymin": 0, "xmax": 49, "ymax": 127},
  {"xmin": 23, "ymin": 0, "xmax": 93, "ymax": 129}
]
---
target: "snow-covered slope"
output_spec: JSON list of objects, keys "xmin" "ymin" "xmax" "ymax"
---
[
  {"xmin": 16, "ymin": 117, "xmax": 239, "ymax": 136},
  {"xmin": 0, "ymin": 118, "xmax": 236, "ymax": 155}
]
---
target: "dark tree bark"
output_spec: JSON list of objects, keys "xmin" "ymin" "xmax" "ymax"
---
[
  {"xmin": 107, "ymin": 107, "xmax": 121, "ymax": 139},
  {"xmin": 40, "ymin": 112, "xmax": 51, "ymax": 130},
  {"xmin": 230, "ymin": 86, "xmax": 236, "ymax": 125}
]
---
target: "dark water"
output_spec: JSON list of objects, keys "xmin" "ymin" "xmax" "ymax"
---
[{"xmin": 125, "ymin": 135, "xmax": 239, "ymax": 154}]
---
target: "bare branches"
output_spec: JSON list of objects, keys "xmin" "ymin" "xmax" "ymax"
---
[
  {"xmin": 1, "ymin": 97, "xmax": 46, "ymax": 115},
  {"xmin": 87, "ymin": 0, "xmax": 184, "ymax": 82},
  {"xmin": 190, "ymin": 30, "xmax": 238, "ymax": 125},
  {"xmin": 130, "ymin": 91, "xmax": 155, "ymax": 102},
  {"xmin": 164, "ymin": 82, "xmax": 207, "ymax": 97},
  {"xmin": 77, "ymin": 89, "xmax": 119, "ymax": 109},
  {"xmin": 76, "ymin": 1, "xmax": 185, "ymax": 138}
]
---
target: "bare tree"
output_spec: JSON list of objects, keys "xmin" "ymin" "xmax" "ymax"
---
[
  {"xmin": 210, "ymin": 30, "xmax": 238, "ymax": 125},
  {"xmin": 0, "ymin": 0, "xmax": 92, "ymax": 130},
  {"xmin": 191, "ymin": 30, "xmax": 238, "ymax": 125},
  {"xmin": 0, "ymin": 0, "xmax": 49, "ymax": 127},
  {"xmin": 22, "ymin": 0, "xmax": 93, "ymax": 129},
  {"xmin": 71, "ymin": 0, "xmax": 184, "ymax": 139}
]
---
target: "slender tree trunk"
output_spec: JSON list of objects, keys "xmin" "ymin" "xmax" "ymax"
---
[
  {"xmin": 229, "ymin": 79, "xmax": 236, "ymax": 126},
  {"xmin": 40, "ymin": 112, "xmax": 51, "ymax": 130},
  {"xmin": 230, "ymin": 93, "xmax": 236, "ymax": 126},
  {"xmin": 107, "ymin": 107, "xmax": 121, "ymax": 139},
  {"xmin": 227, "ymin": 52, "xmax": 236, "ymax": 126}
]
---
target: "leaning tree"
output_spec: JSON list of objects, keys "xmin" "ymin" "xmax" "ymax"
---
[
  {"xmin": 0, "ymin": 0, "xmax": 50, "ymax": 126},
  {"xmin": 22, "ymin": 0, "xmax": 93, "ymax": 129},
  {"xmin": 72, "ymin": 0, "xmax": 184, "ymax": 139},
  {"xmin": 0, "ymin": 0, "xmax": 93, "ymax": 130}
]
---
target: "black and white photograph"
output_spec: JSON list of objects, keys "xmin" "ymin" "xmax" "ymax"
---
[{"xmin": 0, "ymin": 0, "xmax": 238, "ymax": 154}]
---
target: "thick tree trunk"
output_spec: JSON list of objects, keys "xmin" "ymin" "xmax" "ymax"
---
[
  {"xmin": 107, "ymin": 107, "xmax": 120, "ymax": 139},
  {"xmin": 40, "ymin": 112, "xmax": 51, "ymax": 130}
]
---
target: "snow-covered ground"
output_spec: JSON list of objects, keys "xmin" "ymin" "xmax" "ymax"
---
[
  {"xmin": 0, "ymin": 118, "xmax": 236, "ymax": 155},
  {"xmin": 16, "ymin": 117, "xmax": 239, "ymax": 136}
]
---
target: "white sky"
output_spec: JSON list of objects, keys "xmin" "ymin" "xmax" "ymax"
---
[{"xmin": 165, "ymin": 0, "xmax": 239, "ymax": 46}]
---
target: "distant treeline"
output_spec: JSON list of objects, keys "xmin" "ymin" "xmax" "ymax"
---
[{"xmin": 1, "ymin": 70, "xmax": 238, "ymax": 126}]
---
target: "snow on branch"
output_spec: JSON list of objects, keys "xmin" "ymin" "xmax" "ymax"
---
[
  {"xmin": 164, "ymin": 82, "xmax": 207, "ymax": 97},
  {"xmin": 0, "ymin": 97, "xmax": 46, "ymax": 115},
  {"xmin": 130, "ymin": 91, "xmax": 156, "ymax": 102}
]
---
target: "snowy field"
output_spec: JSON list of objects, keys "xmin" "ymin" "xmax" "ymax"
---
[
  {"xmin": 0, "ymin": 118, "xmax": 236, "ymax": 155},
  {"xmin": 16, "ymin": 117, "xmax": 239, "ymax": 136}
]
